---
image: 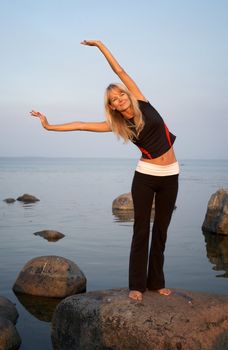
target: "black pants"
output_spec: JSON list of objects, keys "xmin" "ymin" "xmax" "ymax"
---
[{"xmin": 129, "ymin": 171, "xmax": 178, "ymax": 292}]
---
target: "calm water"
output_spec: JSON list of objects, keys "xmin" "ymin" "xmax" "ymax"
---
[{"xmin": 0, "ymin": 157, "xmax": 228, "ymax": 349}]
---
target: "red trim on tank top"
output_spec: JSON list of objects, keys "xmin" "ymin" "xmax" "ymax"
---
[
  {"xmin": 164, "ymin": 123, "xmax": 172, "ymax": 147},
  {"xmin": 138, "ymin": 146, "xmax": 153, "ymax": 159}
]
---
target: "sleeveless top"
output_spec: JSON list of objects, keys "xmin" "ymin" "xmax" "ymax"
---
[{"xmin": 127, "ymin": 100, "xmax": 176, "ymax": 159}]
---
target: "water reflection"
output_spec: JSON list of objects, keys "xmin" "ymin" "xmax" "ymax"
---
[
  {"xmin": 202, "ymin": 231, "xmax": 228, "ymax": 277},
  {"xmin": 14, "ymin": 293, "xmax": 62, "ymax": 322}
]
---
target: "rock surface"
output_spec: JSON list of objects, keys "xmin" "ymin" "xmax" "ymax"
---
[
  {"xmin": 16, "ymin": 193, "xmax": 40, "ymax": 203},
  {"xmin": 33, "ymin": 230, "xmax": 65, "ymax": 242},
  {"xmin": 13, "ymin": 256, "xmax": 86, "ymax": 298},
  {"xmin": 202, "ymin": 188, "xmax": 228, "ymax": 235},
  {"xmin": 0, "ymin": 317, "xmax": 21, "ymax": 350},
  {"xmin": 52, "ymin": 288, "xmax": 228, "ymax": 350}
]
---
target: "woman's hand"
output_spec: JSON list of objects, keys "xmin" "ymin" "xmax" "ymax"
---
[
  {"xmin": 81, "ymin": 40, "xmax": 102, "ymax": 47},
  {"xmin": 30, "ymin": 110, "xmax": 49, "ymax": 129}
]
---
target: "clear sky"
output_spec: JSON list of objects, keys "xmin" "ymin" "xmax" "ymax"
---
[{"xmin": 0, "ymin": 0, "xmax": 227, "ymax": 159}]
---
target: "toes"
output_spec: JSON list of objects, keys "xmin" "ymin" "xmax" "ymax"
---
[
  {"xmin": 158, "ymin": 288, "xmax": 171, "ymax": 296},
  {"xmin": 129, "ymin": 290, "xmax": 143, "ymax": 301}
]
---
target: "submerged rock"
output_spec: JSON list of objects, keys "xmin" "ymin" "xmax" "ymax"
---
[
  {"xmin": 33, "ymin": 230, "xmax": 65, "ymax": 242},
  {"xmin": 52, "ymin": 288, "xmax": 228, "ymax": 350},
  {"xmin": 17, "ymin": 193, "xmax": 40, "ymax": 203},
  {"xmin": 202, "ymin": 188, "xmax": 228, "ymax": 235},
  {"xmin": 13, "ymin": 256, "xmax": 86, "ymax": 298}
]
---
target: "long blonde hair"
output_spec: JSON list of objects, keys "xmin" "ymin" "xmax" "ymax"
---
[{"xmin": 104, "ymin": 83, "xmax": 144, "ymax": 142}]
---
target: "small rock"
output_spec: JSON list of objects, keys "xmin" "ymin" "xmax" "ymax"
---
[
  {"xmin": 33, "ymin": 230, "xmax": 65, "ymax": 242},
  {"xmin": 13, "ymin": 256, "xmax": 86, "ymax": 298},
  {"xmin": 112, "ymin": 193, "xmax": 134, "ymax": 210},
  {"xmin": 0, "ymin": 317, "xmax": 21, "ymax": 350},
  {"xmin": 3, "ymin": 198, "xmax": 16, "ymax": 204},
  {"xmin": 0, "ymin": 296, "xmax": 19, "ymax": 324},
  {"xmin": 17, "ymin": 193, "xmax": 40, "ymax": 203},
  {"xmin": 202, "ymin": 188, "xmax": 228, "ymax": 235}
]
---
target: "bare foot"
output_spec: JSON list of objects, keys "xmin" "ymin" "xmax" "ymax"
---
[
  {"xmin": 129, "ymin": 290, "xmax": 143, "ymax": 301},
  {"xmin": 158, "ymin": 288, "xmax": 172, "ymax": 296}
]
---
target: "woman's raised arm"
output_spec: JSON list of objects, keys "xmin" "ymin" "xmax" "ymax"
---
[
  {"xmin": 81, "ymin": 40, "xmax": 147, "ymax": 102},
  {"xmin": 30, "ymin": 111, "xmax": 111, "ymax": 132}
]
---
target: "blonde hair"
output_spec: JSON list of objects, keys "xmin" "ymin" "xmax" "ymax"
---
[{"xmin": 104, "ymin": 83, "xmax": 144, "ymax": 142}]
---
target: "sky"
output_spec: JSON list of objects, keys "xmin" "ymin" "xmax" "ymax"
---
[{"xmin": 0, "ymin": 0, "xmax": 227, "ymax": 159}]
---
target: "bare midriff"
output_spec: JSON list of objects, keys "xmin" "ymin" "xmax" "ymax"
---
[{"xmin": 140, "ymin": 147, "xmax": 177, "ymax": 166}]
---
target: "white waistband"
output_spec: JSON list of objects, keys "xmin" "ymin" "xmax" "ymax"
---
[{"xmin": 136, "ymin": 160, "xmax": 180, "ymax": 176}]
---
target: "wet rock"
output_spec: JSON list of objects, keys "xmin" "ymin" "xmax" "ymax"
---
[
  {"xmin": 0, "ymin": 296, "xmax": 19, "ymax": 324},
  {"xmin": 52, "ymin": 288, "xmax": 228, "ymax": 350},
  {"xmin": 0, "ymin": 317, "xmax": 21, "ymax": 350},
  {"xmin": 16, "ymin": 193, "xmax": 40, "ymax": 203},
  {"xmin": 13, "ymin": 256, "xmax": 86, "ymax": 298},
  {"xmin": 33, "ymin": 230, "xmax": 65, "ymax": 242},
  {"xmin": 3, "ymin": 198, "xmax": 16, "ymax": 204},
  {"xmin": 202, "ymin": 189, "xmax": 228, "ymax": 235}
]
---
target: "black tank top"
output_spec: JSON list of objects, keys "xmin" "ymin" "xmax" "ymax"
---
[{"xmin": 128, "ymin": 100, "xmax": 176, "ymax": 159}]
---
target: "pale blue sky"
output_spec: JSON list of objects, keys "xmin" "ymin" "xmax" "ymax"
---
[{"xmin": 0, "ymin": 0, "xmax": 227, "ymax": 159}]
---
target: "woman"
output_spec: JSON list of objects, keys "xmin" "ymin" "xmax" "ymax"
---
[{"xmin": 30, "ymin": 40, "xmax": 179, "ymax": 301}]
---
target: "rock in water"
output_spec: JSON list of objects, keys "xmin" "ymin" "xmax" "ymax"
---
[
  {"xmin": 0, "ymin": 317, "xmax": 21, "ymax": 350},
  {"xmin": 3, "ymin": 198, "xmax": 16, "ymax": 204},
  {"xmin": 33, "ymin": 230, "xmax": 65, "ymax": 242},
  {"xmin": 51, "ymin": 288, "xmax": 228, "ymax": 350},
  {"xmin": 17, "ymin": 193, "xmax": 40, "ymax": 203},
  {"xmin": 202, "ymin": 188, "xmax": 228, "ymax": 235},
  {"xmin": 13, "ymin": 256, "xmax": 86, "ymax": 298},
  {"xmin": 0, "ymin": 297, "xmax": 21, "ymax": 350},
  {"xmin": 0, "ymin": 296, "xmax": 19, "ymax": 324},
  {"xmin": 112, "ymin": 193, "xmax": 134, "ymax": 210}
]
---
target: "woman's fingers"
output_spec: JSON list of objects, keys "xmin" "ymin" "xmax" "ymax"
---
[
  {"xmin": 30, "ymin": 110, "xmax": 44, "ymax": 118},
  {"xmin": 80, "ymin": 40, "xmax": 99, "ymax": 46}
]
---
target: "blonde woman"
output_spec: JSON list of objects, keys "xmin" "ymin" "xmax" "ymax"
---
[{"xmin": 30, "ymin": 40, "xmax": 179, "ymax": 301}]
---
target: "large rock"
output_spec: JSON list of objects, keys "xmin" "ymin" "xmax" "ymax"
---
[
  {"xmin": 202, "ymin": 189, "xmax": 228, "ymax": 235},
  {"xmin": 0, "ymin": 297, "xmax": 19, "ymax": 324},
  {"xmin": 13, "ymin": 256, "xmax": 86, "ymax": 298},
  {"xmin": 0, "ymin": 317, "xmax": 21, "ymax": 350},
  {"xmin": 51, "ymin": 288, "xmax": 228, "ymax": 350}
]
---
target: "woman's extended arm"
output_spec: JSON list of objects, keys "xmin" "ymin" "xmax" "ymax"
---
[
  {"xmin": 30, "ymin": 111, "xmax": 111, "ymax": 132},
  {"xmin": 81, "ymin": 40, "xmax": 147, "ymax": 102}
]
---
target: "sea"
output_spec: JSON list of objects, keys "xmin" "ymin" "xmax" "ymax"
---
[{"xmin": 0, "ymin": 157, "xmax": 228, "ymax": 349}]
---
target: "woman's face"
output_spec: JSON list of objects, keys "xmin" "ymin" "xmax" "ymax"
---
[{"xmin": 108, "ymin": 89, "xmax": 131, "ymax": 113}]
